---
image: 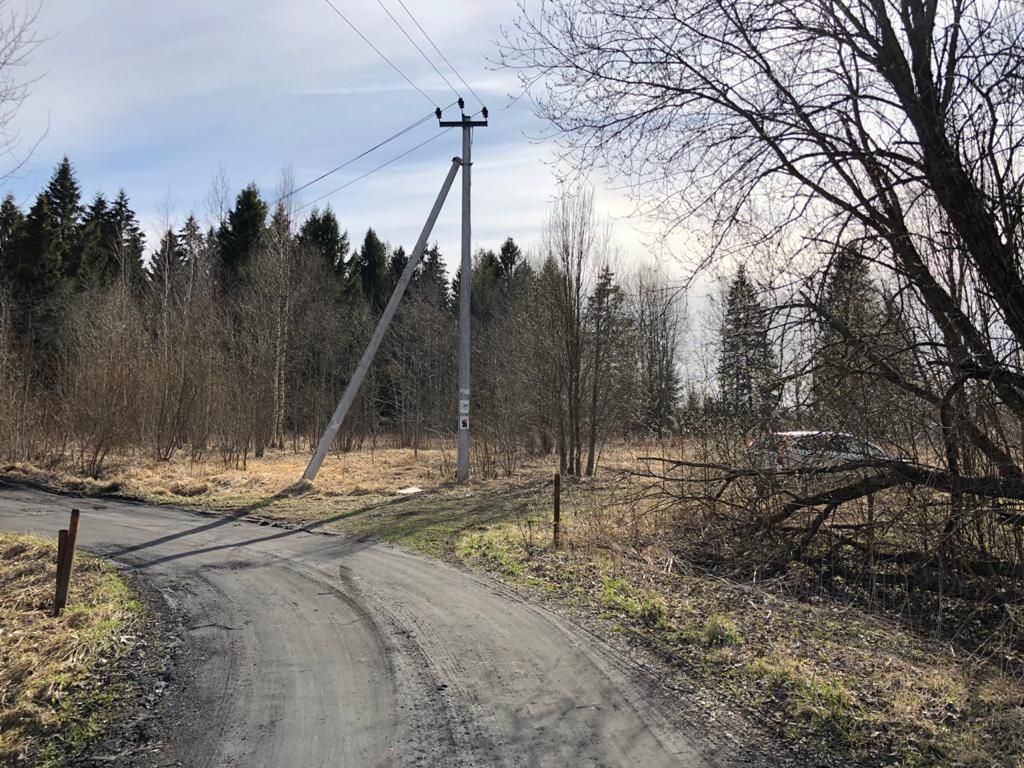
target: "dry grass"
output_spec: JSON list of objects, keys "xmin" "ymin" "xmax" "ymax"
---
[
  {"xmin": 1, "ymin": 444, "xmax": 566, "ymax": 559},
  {"xmin": 1, "ymin": 439, "xmax": 651, "ymax": 507},
  {"xmin": 0, "ymin": 533, "xmax": 144, "ymax": 767}
]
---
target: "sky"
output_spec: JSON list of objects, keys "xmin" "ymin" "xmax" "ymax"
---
[{"xmin": 1, "ymin": 0, "xmax": 673, "ymax": 280}]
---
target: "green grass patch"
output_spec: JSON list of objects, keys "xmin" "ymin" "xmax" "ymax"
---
[
  {"xmin": 747, "ymin": 654, "xmax": 860, "ymax": 747},
  {"xmin": 702, "ymin": 613, "xmax": 742, "ymax": 648},
  {"xmin": 600, "ymin": 577, "xmax": 668, "ymax": 628}
]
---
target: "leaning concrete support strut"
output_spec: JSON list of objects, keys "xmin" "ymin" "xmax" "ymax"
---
[{"xmin": 302, "ymin": 157, "xmax": 463, "ymax": 482}]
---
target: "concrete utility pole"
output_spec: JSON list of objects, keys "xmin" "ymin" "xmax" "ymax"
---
[
  {"xmin": 303, "ymin": 157, "xmax": 463, "ymax": 483},
  {"xmin": 440, "ymin": 100, "xmax": 487, "ymax": 483}
]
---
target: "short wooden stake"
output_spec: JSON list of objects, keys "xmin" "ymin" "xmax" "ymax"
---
[
  {"xmin": 67, "ymin": 508, "xmax": 80, "ymax": 557},
  {"xmin": 553, "ymin": 472, "xmax": 561, "ymax": 550},
  {"xmin": 54, "ymin": 529, "xmax": 70, "ymax": 615},
  {"xmin": 53, "ymin": 509, "xmax": 81, "ymax": 616}
]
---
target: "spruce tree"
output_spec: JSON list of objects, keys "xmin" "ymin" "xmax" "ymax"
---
[
  {"xmin": 108, "ymin": 190, "xmax": 146, "ymax": 287},
  {"xmin": 45, "ymin": 157, "xmax": 83, "ymax": 277},
  {"xmin": 584, "ymin": 266, "xmax": 633, "ymax": 473},
  {"xmin": 148, "ymin": 228, "xmax": 184, "ymax": 291},
  {"xmin": 498, "ymin": 236, "xmax": 523, "ymax": 278},
  {"xmin": 178, "ymin": 214, "xmax": 205, "ymax": 276},
  {"xmin": 217, "ymin": 183, "xmax": 268, "ymax": 290},
  {"xmin": 77, "ymin": 193, "xmax": 114, "ymax": 289},
  {"xmin": 350, "ymin": 228, "xmax": 388, "ymax": 312},
  {"xmin": 0, "ymin": 194, "xmax": 24, "ymax": 280},
  {"xmin": 8, "ymin": 190, "xmax": 67, "ymax": 381},
  {"xmin": 811, "ymin": 246, "xmax": 904, "ymax": 437},
  {"xmin": 412, "ymin": 243, "xmax": 448, "ymax": 308},
  {"xmin": 717, "ymin": 265, "xmax": 778, "ymax": 426},
  {"xmin": 388, "ymin": 245, "xmax": 408, "ymax": 290},
  {"xmin": 297, "ymin": 206, "xmax": 348, "ymax": 276}
]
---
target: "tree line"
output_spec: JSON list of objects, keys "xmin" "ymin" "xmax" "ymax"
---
[{"xmin": 0, "ymin": 158, "xmax": 681, "ymax": 477}]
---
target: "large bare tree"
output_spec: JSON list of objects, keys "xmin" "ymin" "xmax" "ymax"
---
[{"xmin": 503, "ymin": 0, "xmax": 1024, "ymax": 493}]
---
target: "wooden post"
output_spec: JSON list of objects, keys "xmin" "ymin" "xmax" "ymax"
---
[
  {"xmin": 54, "ymin": 529, "xmax": 70, "ymax": 616},
  {"xmin": 53, "ymin": 509, "xmax": 80, "ymax": 616},
  {"xmin": 67, "ymin": 508, "xmax": 80, "ymax": 559},
  {"xmin": 553, "ymin": 472, "xmax": 561, "ymax": 550}
]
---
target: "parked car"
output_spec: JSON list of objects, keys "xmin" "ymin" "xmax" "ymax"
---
[{"xmin": 747, "ymin": 431, "xmax": 891, "ymax": 496}]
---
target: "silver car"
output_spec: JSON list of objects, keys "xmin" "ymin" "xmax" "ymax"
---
[{"xmin": 747, "ymin": 431, "xmax": 890, "ymax": 496}]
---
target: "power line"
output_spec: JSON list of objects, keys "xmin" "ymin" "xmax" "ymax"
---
[
  {"xmin": 194, "ymin": 106, "xmax": 462, "ymax": 257},
  {"xmin": 321, "ymin": 0, "xmax": 436, "ymax": 108},
  {"xmin": 281, "ymin": 102, "xmax": 457, "ymax": 204},
  {"xmin": 297, "ymin": 127, "xmax": 454, "ymax": 213},
  {"xmin": 373, "ymin": 0, "xmax": 460, "ymax": 100},
  {"xmin": 393, "ymin": 0, "xmax": 486, "ymax": 109}
]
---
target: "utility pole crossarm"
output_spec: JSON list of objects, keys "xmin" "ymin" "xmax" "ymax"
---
[{"xmin": 302, "ymin": 156, "xmax": 463, "ymax": 483}]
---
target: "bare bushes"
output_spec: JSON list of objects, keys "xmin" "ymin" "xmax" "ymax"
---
[
  {"xmin": 63, "ymin": 287, "xmax": 146, "ymax": 478},
  {"xmin": 0, "ymin": 293, "xmax": 41, "ymax": 462},
  {"xmin": 629, "ymin": 428, "xmax": 1024, "ymax": 659}
]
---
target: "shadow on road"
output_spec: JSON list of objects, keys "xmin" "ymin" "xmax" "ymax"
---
[{"xmin": 110, "ymin": 488, "xmax": 421, "ymax": 570}]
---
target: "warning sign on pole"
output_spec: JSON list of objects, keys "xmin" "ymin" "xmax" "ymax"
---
[
  {"xmin": 459, "ymin": 416, "xmax": 470, "ymax": 430},
  {"xmin": 459, "ymin": 399, "xmax": 469, "ymax": 415}
]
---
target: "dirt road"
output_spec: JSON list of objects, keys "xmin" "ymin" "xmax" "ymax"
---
[{"xmin": 0, "ymin": 485, "xmax": 713, "ymax": 767}]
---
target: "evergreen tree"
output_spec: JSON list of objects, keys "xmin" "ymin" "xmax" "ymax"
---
[
  {"xmin": 633, "ymin": 273, "xmax": 681, "ymax": 437},
  {"xmin": 77, "ymin": 189, "xmax": 146, "ymax": 290},
  {"xmin": 148, "ymin": 228, "xmax": 184, "ymax": 291},
  {"xmin": 0, "ymin": 194, "xmax": 24, "ymax": 279},
  {"xmin": 8, "ymin": 191, "xmax": 67, "ymax": 381},
  {"xmin": 350, "ymin": 228, "xmax": 388, "ymax": 312},
  {"xmin": 77, "ymin": 193, "xmax": 114, "ymax": 289},
  {"xmin": 498, "ymin": 236, "xmax": 523, "ymax": 278},
  {"xmin": 108, "ymin": 190, "xmax": 146, "ymax": 286},
  {"xmin": 584, "ymin": 266, "xmax": 633, "ymax": 474},
  {"xmin": 469, "ymin": 248, "xmax": 503, "ymax": 320},
  {"xmin": 217, "ymin": 183, "xmax": 268, "ymax": 289},
  {"xmin": 297, "ymin": 206, "xmax": 348, "ymax": 276},
  {"xmin": 811, "ymin": 246, "xmax": 906, "ymax": 437},
  {"xmin": 717, "ymin": 265, "xmax": 778, "ymax": 426},
  {"xmin": 44, "ymin": 156, "xmax": 84, "ymax": 278},
  {"xmin": 388, "ymin": 245, "xmax": 408, "ymax": 290},
  {"xmin": 497, "ymin": 236, "xmax": 533, "ymax": 296},
  {"xmin": 412, "ymin": 243, "xmax": 448, "ymax": 308},
  {"xmin": 178, "ymin": 214, "xmax": 205, "ymax": 275}
]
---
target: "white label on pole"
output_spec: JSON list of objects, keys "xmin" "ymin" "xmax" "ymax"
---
[
  {"xmin": 460, "ymin": 388, "xmax": 470, "ymax": 397},
  {"xmin": 459, "ymin": 416, "xmax": 470, "ymax": 430},
  {"xmin": 459, "ymin": 399, "xmax": 469, "ymax": 415}
]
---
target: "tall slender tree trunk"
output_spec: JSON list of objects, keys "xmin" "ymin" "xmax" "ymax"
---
[{"xmin": 585, "ymin": 311, "xmax": 604, "ymax": 477}]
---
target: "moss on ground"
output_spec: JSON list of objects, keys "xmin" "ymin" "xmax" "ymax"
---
[{"xmin": 0, "ymin": 533, "xmax": 145, "ymax": 767}]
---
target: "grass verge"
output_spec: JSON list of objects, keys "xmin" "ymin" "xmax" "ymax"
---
[
  {"xmin": 0, "ymin": 532, "xmax": 145, "ymax": 767},
  {"xmin": 456, "ymin": 521, "xmax": 1024, "ymax": 768}
]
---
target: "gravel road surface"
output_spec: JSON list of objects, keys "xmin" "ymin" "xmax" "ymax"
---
[{"xmin": 0, "ymin": 485, "xmax": 713, "ymax": 767}]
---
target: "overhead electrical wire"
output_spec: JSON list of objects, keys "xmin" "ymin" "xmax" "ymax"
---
[
  {"xmin": 296, "ymin": 108, "xmax": 484, "ymax": 213},
  {"xmin": 280, "ymin": 101, "xmax": 458, "ymax": 204},
  {"xmin": 321, "ymin": 0, "xmax": 436, "ymax": 108},
  {"xmin": 296, "ymin": 128, "xmax": 454, "ymax": 213},
  {"xmin": 203, "ymin": 102, "xmax": 461, "ymax": 255},
  {"xmin": 393, "ymin": 0, "xmax": 486, "ymax": 109},
  {"xmin": 373, "ymin": 0, "xmax": 460, "ymax": 100}
]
